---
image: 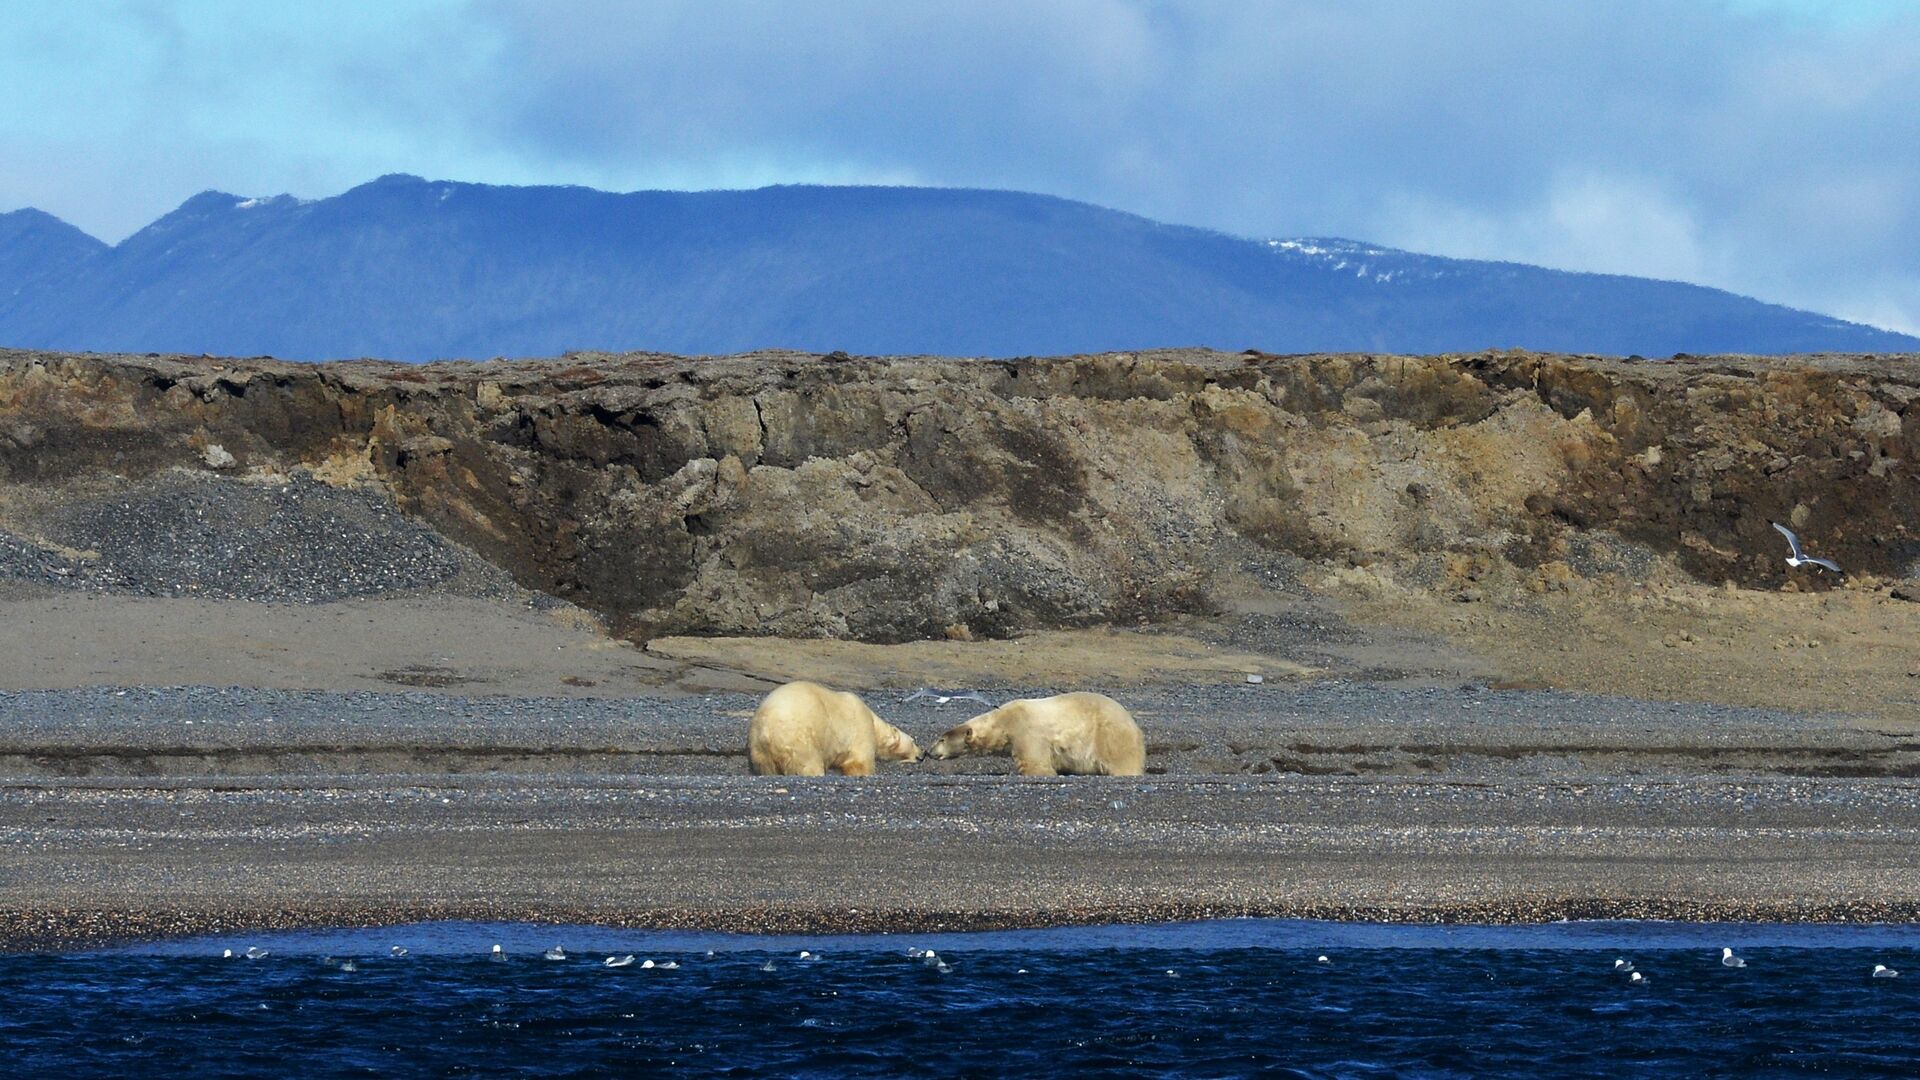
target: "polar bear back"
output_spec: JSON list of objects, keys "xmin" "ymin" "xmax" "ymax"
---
[
  {"xmin": 994, "ymin": 692, "xmax": 1145, "ymax": 776},
  {"xmin": 748, "ymin": 680, "xmax": 911, "ymax": 776}
]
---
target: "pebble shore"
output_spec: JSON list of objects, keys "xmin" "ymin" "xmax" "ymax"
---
[{"xmin": 4, "ymin": 683, "xmax": 1919, "ymax": 952}]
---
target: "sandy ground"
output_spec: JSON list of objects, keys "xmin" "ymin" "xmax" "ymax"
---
[
  {"xmin": 0, "ymin": 591, "xmax": 775, "ymax": 697},
  {"xmin": 646, "ymin": 629, "xmax": 1314, "ymax": 689},
  {"xmin": 1332, "ymin": 570, "xmax": 1920, "ymax": 726}
]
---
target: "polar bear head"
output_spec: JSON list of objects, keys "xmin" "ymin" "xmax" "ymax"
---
[
  {"xmin": 927, "ymin": 724, "xmax": 974, "ymax": 759},
  {"xmin": 873, "ymin": 717, "xmax": 924, "ymax": 763},
  {"xmin": 928, "ymin": 708, "xmax": 1011, "ymax": 759}
]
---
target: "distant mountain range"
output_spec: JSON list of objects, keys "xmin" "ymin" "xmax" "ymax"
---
[{"xmin": 1, "ymin": 174, "xmax": 1913, "ymax": 360}]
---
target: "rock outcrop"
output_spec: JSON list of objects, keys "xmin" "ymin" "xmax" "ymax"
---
[{"xmin": 1, "ymin": 347, "xmax": 1915, "ymax": 640}]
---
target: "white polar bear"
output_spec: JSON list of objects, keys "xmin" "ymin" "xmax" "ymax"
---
[
  {"xmin": 928, "ymin": 692, "xmax": 1145, "ymax": 776},
  {"xmin": 747, "ymin": 680, "xmax": 921, "ymax": 776}
]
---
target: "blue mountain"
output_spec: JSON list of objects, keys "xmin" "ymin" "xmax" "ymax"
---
[
  {"xmin": 0, "ymin": 208, "xmax": 107, "ymax": 311},
  {"xmin": 0, "ymin": 174, "xmax": 1911, "ymax": 360}
]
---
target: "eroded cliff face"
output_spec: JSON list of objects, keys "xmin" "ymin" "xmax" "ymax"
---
[{"xmin": 1, "ymin": 347, "xmax": 1915, "ymax": 641}]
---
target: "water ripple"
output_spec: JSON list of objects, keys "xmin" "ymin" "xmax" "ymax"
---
[{"xmin": 4, "ymin": 921, "xmax": 1920, "ymax": 1077}]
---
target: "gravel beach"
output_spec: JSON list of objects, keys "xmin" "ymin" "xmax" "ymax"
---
[{"xmin": 4, "ymin": 681, "xmax": 1919, "ymax": 951}]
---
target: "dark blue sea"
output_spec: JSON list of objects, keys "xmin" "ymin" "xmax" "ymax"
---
[{"xmin": 5, "ymin": 920, "xmax": 1920, "ymax": 1078}]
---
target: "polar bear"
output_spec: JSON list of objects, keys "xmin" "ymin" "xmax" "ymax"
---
[
  {"xmin": 928, "ymin": 692, "xmax": 1145, "ymax": 776},
  {"xmin": 747, "ymin": 680, "xmax": 921, "ymax": 776}
]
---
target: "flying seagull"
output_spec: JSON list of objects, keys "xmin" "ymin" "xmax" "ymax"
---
[
  {"xmin": 1771, "ymin": 523, "xmax": 1842, "ymax": 574},
  {"xmin": 904, "ymin": 689, "xmax": 994, "ymax": 707}
]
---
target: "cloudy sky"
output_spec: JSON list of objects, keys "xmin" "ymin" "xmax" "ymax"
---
[{"xmin": 3, "ymin": 1, "xmax": 1916, "ymax": 332}]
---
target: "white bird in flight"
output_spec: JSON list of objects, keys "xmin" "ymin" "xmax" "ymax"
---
[
  {"xmin": 1771, "ymin": 523, "xmax": 1842, "ymax": 574},
  {"xmin": 1721, "ymin": 947, "xmax": 1747, "ymax": 968},
  {"xmin": 903, "ymin": 689, "xmax": 994, "ymax": 707}
]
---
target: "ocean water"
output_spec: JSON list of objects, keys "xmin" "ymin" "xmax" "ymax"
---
[{"xmin": 5, "ymin": 920, "xmax": 1920, "ymax": 1078}]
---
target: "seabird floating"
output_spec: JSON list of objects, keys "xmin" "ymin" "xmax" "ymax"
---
[
  {"xmin": 1721, "ymin": 948, "xmax": 1747, "ymax": 968},
  {"xmin": 1629, "ymin": 972, "xmax": 1646, "ymax": 984},
  {"xmin": 1771, "ymin": 523, "xmax": 1842, "ymax": 574},
  {"xmin": 760, "ymin": 959, "xmax": 778, "ymax": 972},
  {"xmin": 490, "ymin": 944, "xmax": 506, "ymax": 962},
  {"xmin": 604, "ymin": 955, "xmax": 635, "ymax": 968},
  {"xmin": 1874, "ymin": 964, "xmax": 1900, "ymax": 978},
  {"xmin": 389, "ymin": 946, "xmax": 408, "ymax": 958},
  {"xmin": 1614, "ymin": 959, "xmax": 1635, "ymax": 973},
  {"xmin": 243, "ymin": 947, "xmax": 269, "ymax": 960},
  {"xmin": 544, "ymin": 946, "xmax": 567, "ymax": 961}
]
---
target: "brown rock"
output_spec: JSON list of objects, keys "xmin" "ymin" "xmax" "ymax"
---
[{"xmin": 5, "ymin": 346, "xmax": 1920, "ymax": 642}]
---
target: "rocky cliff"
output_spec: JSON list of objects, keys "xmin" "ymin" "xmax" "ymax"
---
[{"xmin": 2, "ymin": 347, "xmax": 1915, "ymax": 641}]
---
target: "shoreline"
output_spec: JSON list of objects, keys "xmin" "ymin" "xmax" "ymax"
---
[
  {"xmin": 14, "ymin": 899, "xmax": 1920, "ymax": 956},
  {"xmin": 9, "ymin": 726, "xmax": 1920, "ymax": 954}
]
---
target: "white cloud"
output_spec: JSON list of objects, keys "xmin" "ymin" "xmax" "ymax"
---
[{"xmin": 1380, "ymin": 174, "xmax": 1711, "ymax": 284}]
